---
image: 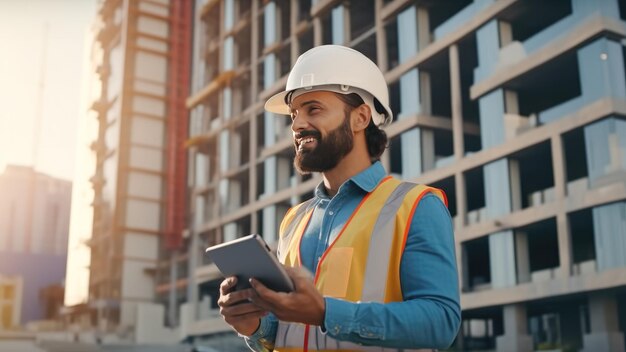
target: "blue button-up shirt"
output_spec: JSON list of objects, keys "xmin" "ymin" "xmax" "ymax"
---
[{"xmin": 246, "ymin": 162, "xmax": 460, "ymax": 350}]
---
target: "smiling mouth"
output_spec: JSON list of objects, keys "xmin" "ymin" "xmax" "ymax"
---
[{"xmin": 297, "ymin": 137, "xmax": 318, "ymax": 152}]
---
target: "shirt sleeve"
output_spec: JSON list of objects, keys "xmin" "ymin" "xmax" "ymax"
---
[
  {"xmin": 322, "ymin": 194, "xmax": 461, "ymax": 349},
  {"xmin": 244, "ymin": 314, "xmax": 278, "ymax": 351}
]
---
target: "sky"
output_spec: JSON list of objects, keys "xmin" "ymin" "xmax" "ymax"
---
[{"xmin": 0, "ymin": 0, "xmax": 98, "ymax": 181}]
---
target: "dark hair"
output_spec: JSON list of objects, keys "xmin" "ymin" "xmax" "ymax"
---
[{"xmin": 334, "ymin": 93, "xmax": 388, "ymax": 160}]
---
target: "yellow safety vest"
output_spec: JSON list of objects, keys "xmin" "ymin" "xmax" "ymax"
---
[{"xmin": 274, "ymin": 176, "xmax": 447, "ymax": 352}]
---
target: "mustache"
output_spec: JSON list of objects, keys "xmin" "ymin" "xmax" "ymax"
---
[{"xmin": 295, "ymin": 130, "xmax": 321, "ymax": 140}]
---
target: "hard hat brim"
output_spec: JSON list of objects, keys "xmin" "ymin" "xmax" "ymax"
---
[{"xmin": 264, "ymin": 90, "xmax": 291, "ymax": 115}]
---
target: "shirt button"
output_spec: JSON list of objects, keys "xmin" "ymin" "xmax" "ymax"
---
[{"xmin": 328, "ymin": 210, "xmax": 334, "ymax": 215}]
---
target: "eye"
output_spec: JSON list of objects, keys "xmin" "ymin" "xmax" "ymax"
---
[{"xmin": 308, "ymin": 106, "xmax": 321, "ymax": 114}]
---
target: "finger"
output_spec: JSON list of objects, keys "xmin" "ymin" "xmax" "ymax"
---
[
  {"xmin": 222, "ymin": 305, "xmax": 267, "ymax": 325},
  {"xmin": 248, "ymin": 293, "xmax": 274, "ymax": 312},
  {"xmin": 224, "ymin": 310, "xmax": 266, "ymax": 325},
  {"xmin": 219, "ymin": 276, "xmax": 237, "ymax": 295},
  {"xmin": 249, "ymin": 278, "xmax": 287, "ymax": 304},
  {"xmin": 221, "ymin": 301, "xmax": 268, "ymax": 324},
  {"xmin": 221, "ymin": 301, "xmax": 266, "ymax": 317},
  {"xmin": 225, "ymin": 314, "xmax": 264, "ymax": 327},
  {"xmin": 218, "ymin": 287, "xmax": 256, "ymax": 307}
]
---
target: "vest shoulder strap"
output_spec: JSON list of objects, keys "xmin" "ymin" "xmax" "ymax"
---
[{"xmin": 278, "ymin": 198, "xmax": 314, "ymax": 261}]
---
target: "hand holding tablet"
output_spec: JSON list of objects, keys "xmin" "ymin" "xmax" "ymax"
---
[{"xmin": 205, "ymin": 234, "xmax": 295, "ymax": 292}]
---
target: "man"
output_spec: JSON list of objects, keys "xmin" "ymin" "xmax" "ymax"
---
[{"xmin": 218, "ymin": 45, "xmax": 460, "ymax": 351}]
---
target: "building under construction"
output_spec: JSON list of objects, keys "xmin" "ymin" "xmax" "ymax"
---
[
  {"xmin": 63, "ymin": 0, "xmax": 194, "ymax": 344},
  {"xmin": 182, "ymin": 0, "xmax": 626, "ymax": 351},
  {"xmin": 72, "ymin": 0, "xmax": 626, "ymax": 351}
]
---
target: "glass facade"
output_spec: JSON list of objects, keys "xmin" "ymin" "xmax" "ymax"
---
[
  {"xmin": 593, "ymin": 201, "xmax": 626, "ymax": 271},
  {"xmin": 585, "ymin": 118, "xmax": 626, "ymax": 186}
]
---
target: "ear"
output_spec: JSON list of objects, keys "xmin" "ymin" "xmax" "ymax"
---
[{"xmin": 351, "ymin": 104, "xmax": 371, "ymax": 132}]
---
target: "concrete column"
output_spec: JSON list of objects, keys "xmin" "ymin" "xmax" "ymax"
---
[
  {"xmin": 374, "ymin": 0, "xmax": 387, "ymax": 72},
  {"xmin": 556, "ymin": 212, "xmax": 573, "ymax": 278},
  {"xmin": 249, "ymin": 63, "xmax": 258, "ymax": 234},
  {"xmin": 264, "ymin": 157, "xmax": 277, "ymax": 195},
  {"xmin": 313, "ymin": 16, "xmax": 322, "ymax": 46},
  {"xmin": 421, "ymin": 129, "xmax": 435, "ymax": 172},
  {"xmin": 485, "ymin": 158, "xmax": 517, "ymax": 288},
  {"xmin": 219, "ymin": 130, "xmax": 230, "ymax": 171},
  {"xmin": 508, "ymin": 159, "xmax": 522, "ymax": 211},
  {"xmin": 581, "ymin": 293, "xmax": 625, "ymax": 352},
  {"xmin": 264, "ymin": 2, "xmax": 277, "ymax": 46},
  {"xmin": 224, "ymin": 222, "xmax": 238, "ymax": 242},
  {"xmin": 290, "ymin": 0, "xmax": 298, "ymax": 62},
  {"xmin": 552, "ymin": 133, "xmax": 573, "ymax": 278},
  {"xmin": 460, "ymin": 242, "xmax": 469, "ymax": 292},
  {"xmin": 187, "ymin": 229, "xmax": 199, "ymax": 321},
  {"xmin": 449, "ymin": 44, "xmax": 464, "ymax": 160},
  {"xmin": 514, "ymin": 231, "xmax": 530, "ymax": 284},
  {"xmin": 504, "ymin": 89, "xmax": 519, "ymax": 114},
  {"xmin": 419, "ymin": 71, "xmax": 431, "ymax": 115},
  {"xmin": 499, "ymin": 21, "xmax": 512, "ymax": 46},
  {"xmin": 340, "ymin": 3, "xmax": 350, "ymax": 45},
  {"xmin": 416, "ymin": 7, "xmax": 430, "ymax": 51},
  {"xmin": 401, "ymin": 129, "xmax": 421, "ymax": 178},
  {"xmin": 168, "ymin": 251, "xmax": 178, "ymax": 326},
  {"xmin": 496, "ymin": 304, "xmax": 534, "ymax": 352},
  {"xmin": 263, "ymin": 205, "xmax": 277, "ymax": 244},
  {"xmin": 250, "ymin": 0, "xmax": 259, "ymax": 98},
  {"xmin": 454, "ymin": 171, "xmax": 467, "ymax": 228},
  {"xmin": 218, "ymin": 0, "xmax": 225, "ymax": 43},
  {"xmin": 489, "ymin": 230, "xmax": 517, "ymax": 288},
  {"xmin": 475, "ymin": 20, "xmax": 501, "ymax": 82},
  {"xmin": 276, "ymin": 155, "xmax": 291, "ymax": 190},
  {"xmin": 398, "ymin": 23, "xmax": 423, "ymax": 180}
]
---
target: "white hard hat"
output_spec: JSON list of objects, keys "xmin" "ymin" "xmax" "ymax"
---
[{"xmin": 265, "ymin": 45, "xmax": 393, "ymax": 126}]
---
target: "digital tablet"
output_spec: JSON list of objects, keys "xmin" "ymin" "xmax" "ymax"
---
[{"xmin": 205, "ymin": 234, "xmax": 294, "ymax": 292}]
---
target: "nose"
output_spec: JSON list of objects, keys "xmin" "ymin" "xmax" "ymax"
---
[{"xmin": 291, "ymin": 111, "xmax": 308, "ymax": 133}]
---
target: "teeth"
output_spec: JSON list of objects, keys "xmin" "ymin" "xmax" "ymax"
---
[{"xmin": 297, "ymin": 137, "xmax": 317, "ymax": 151}]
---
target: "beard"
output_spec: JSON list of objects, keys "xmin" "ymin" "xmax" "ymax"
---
[{"xmin": 294, "ymin": 112, "xmax": 354, "ymax": 174}]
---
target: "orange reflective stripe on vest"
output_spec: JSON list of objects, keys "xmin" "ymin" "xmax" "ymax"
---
[{"xmin": 275, "ymin": 178, "xmax": 446, "ymax": 352}]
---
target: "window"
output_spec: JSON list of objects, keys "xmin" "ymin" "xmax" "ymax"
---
[
  {"xmin": 569, "ymin": 208, "xmax": 596, "ymax": 275},
  {"xmin": 508, "ymin": 142, "xmax": 555, "ymax": 210},
  {"xmin": 321, "ymin": 5, "xmax": 345, "ymax": 45},
  {"xmin": 463, "ymin": 237, "xmax": 491, "ymax": 292},
  {"xmin": 584, "ymin": 117, "xmax": 626, "ymax": 188}
]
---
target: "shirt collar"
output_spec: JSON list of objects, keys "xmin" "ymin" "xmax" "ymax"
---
[{"xmin": 313, "ymin": 161, "xmax": 387, "ymax": 199}]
